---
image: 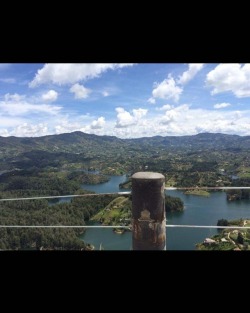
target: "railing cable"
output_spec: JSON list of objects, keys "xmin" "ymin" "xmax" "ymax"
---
[
  {"xmin": 1, "ymin": 186, "xmax": 250, "ymax": 202},
  {"xmin": 0, "ymin": 224, "xmax": 250, "ymax": 229}
]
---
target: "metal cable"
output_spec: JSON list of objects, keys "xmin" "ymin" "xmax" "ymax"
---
[{"xmin": 1, "ymin": 187, "xmax": 250, "ymax": 201}]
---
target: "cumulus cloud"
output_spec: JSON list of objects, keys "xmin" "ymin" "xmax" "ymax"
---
[
  {"xmin": 54, "ymin": 123, "xmax": 79, "ymax": 135},
  {"xmin": 3, "ymin": 105, "xmax": 250, "ymax": 138},
  {"xmin": 149, "ymin": 64, "xmax": 203, "ymax": 104},
  {"xmin": 115, "ymin": 107, "xmax": 147, "ymax": 128},
  {"xmin": 147, "ymin": 97, "xmax": 156, "ymax": 104},
  {"xmin": 214, "ymin": 102, "xmax": 231, "ymax": 109},
  {"xmin": 70, "ymin": 83, "xmax": 91, "ymax": 99},
  {"xmin": 152, "ymin": 75, "xmax": 183, "ymax": 102},
  {"xmin": 10, "ymin": 123, "xmax": 49, "ymax": 137},
  {"xmin": 160, "ymin": 104, "xmax": 189, "ymax": 125},
  {"xmin": 115, "ymin": 108, "xmax": 135, "ymax": 128},
  {"xmin": 91, "ymin": 117, "xmax": 106, "ymax": 129},
  {"xmin": 156, "ymin": 104, "xmax": 173, "ymax": 111},
  {"xmin": 132, "ymin": 108, "xmax": 148, "ymax": 119},
  {"xmin": 206, "ymin": 63, "xmax": 250, "ymax": 98},
  {"xmin": 178, "ymin": 64, "xmax": 204, "ymax": 85},
  {"xmin": 42, "ymin": 90, "xmax": 58, "ymax": 102},
  {"xmin": 160, "ymin": 112, "xmax": 177, "ymax": 125},
  {"xmin": 0, "ymin": 94, "xmax": 62, "ymax": 116},
  {"xmin": 29, "ymin": 63, "xmax": 134, "ymax": 87}
]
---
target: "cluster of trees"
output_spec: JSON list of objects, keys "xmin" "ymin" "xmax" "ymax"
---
[
  {"xmin": 226, "ymin": 178, "xmax": 250, "ymax": 201},
  {"xmin": 67, "ymin": 171, "xmax": 108, "ymax": 184},
  {"xmin": 0, "ymin": 193, "xmax": 118, "ymax": 250},
  {"xmin": 217, "ymin": 219, "xmax": 228, "ymax": 226},
  {"xmin": 217, "ymin": 218, "xmax": 243, "ymax": 226},
  {"xmin": 0, "ymin": 187, "xmax": 185, "ymax": 250},
  {"xmin": 165, "ymin": 195, "xmax": 184, "ymax": 212},
  {"xmin": 0, "ymin": 168, "xmax": 109, "ymax": 198},
  {"xmin": 226, "ymin": 190, "xmax": 250, "ymax": 201},
  {"xmin": 0, "ymin": 167, "xmax": 119, "ymax": 250},
  {"xmin": 0, "ymin": 199, "xmax": 85, "ymax": 250},
  {"xmin": 0, "ymin": 228, "xmax": 86, "ymax": 250}
]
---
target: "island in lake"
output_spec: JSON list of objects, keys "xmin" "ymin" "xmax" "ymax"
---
[{"xmin": 184, "ymin": 189, "xmax": 210, "ymax": 197}]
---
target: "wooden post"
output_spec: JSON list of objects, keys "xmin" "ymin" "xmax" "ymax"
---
[{"xmin": 131, "ymin": 172, "xmax": 166, "ymax": 250}]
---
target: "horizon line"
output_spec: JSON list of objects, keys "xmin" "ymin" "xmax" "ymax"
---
[{"xmin": 0, "ymin": 131, "xmax": 247, "ymax": 140}]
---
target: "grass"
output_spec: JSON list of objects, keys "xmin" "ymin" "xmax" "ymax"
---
[{"xmin": 91, "ymin": 196, "xmax": 131, "ymax": 225}]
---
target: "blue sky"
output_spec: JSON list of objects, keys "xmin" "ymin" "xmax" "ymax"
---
[{"xmin": 0, "ymin": 63, "xmax": 250, "ymax": 138}]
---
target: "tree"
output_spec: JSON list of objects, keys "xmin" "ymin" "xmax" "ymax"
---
[{"xmin": 217, "ymin": 219, "xmax": 228, "ymax": 226}]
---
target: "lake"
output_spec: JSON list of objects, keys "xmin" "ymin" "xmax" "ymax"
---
[{"xmin": 60, "ymin": 174, "xmax": 250, "ymax": 250}]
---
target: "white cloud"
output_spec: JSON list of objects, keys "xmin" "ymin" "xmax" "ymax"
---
[
  {"xmin": 156, "ymin": 104, "xmax": 173, "ymax": 111},
  {"xmin": 214, "ymin": 102, "xmax": 231, "ymax": 109},
  {"xmin": 0, "ymin": 116, "xmax": 26, "ymax": 127},
  {"xmin": 115, "ymin": 107, "xmax": 135, "ymax": 128},
  {"xmin": 10, "ymin": 123, "xmax": 49, "ymax": 137},
  {"xmin": 70, "ymin": 83, "xmax": 91, "ymax": 99},
  {"xmin": 132, "ymin": 108, "xmax": 148, "ymax": 119},
  {"xmin": 54, "ymin": 124, "xmax": 79, "ymax": 135},
  {"xmin": 160, "ymin": 112, "xmax": 177, "ymax": 125},
  {"xmin": 160, "ymin": 104, "xmax": 189, "ymax": 125},
  {"xmin": 178, "ymin": 63, "xmax": 204, "ymax": 85},
  {"xmin": 115, "ymin": 107, "xmax": 147, "ymax": 128},
  {"xmin": 102, "ymin": 91, "xmax": 109, "ymax": 97},
  {"xmin": 149, "ymin": 64, "xmax": 203, "ymax": 104},
  {"xmin": 234, "ymin": 111, "xmax": 242, "ymax": 119},
  {"xmin": 206, "ymin": 63, "xmax": 250, "ymax": 98},
  {"xmin": 0, "ymin": 94, "xmax": 62, "ymax": 116},
  {"xmin": 147, "ymin": 97, "xmax": 156, "ymax": 104},
  {"xmin": 91, "ymin": 117, "xmax": 106, "ymax": 129},
  {"xmin": 0, "ymin": 129, "xmax": 9, "ymax": 136},
  {"xmin": 29, "ymin": 63, "xmax": 134, "ymax": 87},
  {"xmin": 152, "ymin": 75, "xmax": 183, "ymax": 102},
  {"xmin": 4, "ymin": 93, "xmax": 25, "ymax": 102},
  {"xmin": 0, "ymin": 78, "xmax": 15, "ymax": 83},
  {"xmin": 0, "ymin": 103, "xmax": 62, "ymax": 116},
  {"xmin": 42, "ymin": 90, "xmax": 58, "ymax": 102},
  {"xmin": 3, "ymin": 105, "xmax": 250, "ymax": 138}
]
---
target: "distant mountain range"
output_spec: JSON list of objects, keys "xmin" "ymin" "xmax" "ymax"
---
[{"xmin": 1, "ymin": 132, "xmax": 250, "ymax": 156}]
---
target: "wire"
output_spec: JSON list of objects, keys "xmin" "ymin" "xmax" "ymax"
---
[
  {"xmin": 0, "ymin": 224, "xmax": 250, "ymax": 229},
  {"xmin": 0, "ymin": 191, "xmax": 131, "ymax": 202},
  {"xmin": 1, "ymin": 187, "xmax": 250, "ymax": 201},
  {"xmin": 166, "ymin": 224, "xmax": 250, "ymax": 229},
  {"xmin": 0, "ymin": 225, "xmax": 130, "ymax": 228},
  {"xmin": 165, "ymin": 187, "xmax": 250, "ymax": 190}
]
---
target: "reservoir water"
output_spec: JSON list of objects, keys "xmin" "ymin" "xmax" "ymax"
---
[{"xmin": 73, "ymin": 174, "xmax": 250, "ymax": 250}]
